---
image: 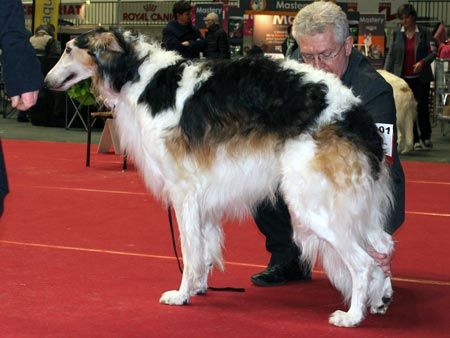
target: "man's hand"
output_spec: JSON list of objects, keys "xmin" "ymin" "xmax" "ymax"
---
[
  {"xmin": 413, "ymin": 61, "xmax": 423, "ymax": 74},
  {"xmin": 10, "ymin": 90, "xmax": 39, "ymax": 111},
  {"xmin": 368, "ymin": 247, "xmax": 393, "ymax": 277}
]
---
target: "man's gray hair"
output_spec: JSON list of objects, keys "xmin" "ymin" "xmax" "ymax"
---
[
  {"xmin": 205, "ymin": 12, "xmax": 219, "ymax": 24},
  {"xmin": 292, "ymin": 1, "xmax": 349, "ymax": 44}
]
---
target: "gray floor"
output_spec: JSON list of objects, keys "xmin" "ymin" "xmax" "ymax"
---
[{"xmin": 0, "ymin": 113, "xmax": 101, "ymax": 144}]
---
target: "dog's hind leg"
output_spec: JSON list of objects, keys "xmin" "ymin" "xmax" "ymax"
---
[
  {"xmin": 396, "ymin": 121, "xmax": 406, "ymax": 154},
  {"xmin": 403, "ymin": 109, "xmax": 415, "ymax": 153},
  {"xmin": 320, "ymin": 243, "xmax": 352, "ymax": 303},
  {"xmin": 294, "ymin": 217, "xmax": 372, "ymax": 327},
  {"xmin": 289, "ymin": 207, "xmax": 371, "ymax": 327},
  {"xmin": 160, "ymin": 195, "xmax": 207, "ymax": 305}
]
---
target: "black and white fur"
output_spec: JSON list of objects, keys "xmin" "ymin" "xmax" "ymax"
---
[{"xmin": 45, "ymin": 28, "xmax": 395, "ymax": 327}]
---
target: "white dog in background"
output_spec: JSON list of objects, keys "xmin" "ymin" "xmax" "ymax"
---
[{"xmin": 378, "ymin": 70, "xmax": 417, "ymax": 154}]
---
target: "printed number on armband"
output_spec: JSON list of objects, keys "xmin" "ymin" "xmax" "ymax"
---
[{"xmin": 376, "ymin": 123, "xmax": 393, "ymax": 159}]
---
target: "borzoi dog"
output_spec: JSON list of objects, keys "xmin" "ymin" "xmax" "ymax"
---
[{"xmin": 45, "ymin": 28, "xmax": 394, "ymax": 327}]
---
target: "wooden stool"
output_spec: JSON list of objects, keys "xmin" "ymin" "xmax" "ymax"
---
[{"xmin": 86, "ymin": 112, "xmax": 127, "ymax": 170}]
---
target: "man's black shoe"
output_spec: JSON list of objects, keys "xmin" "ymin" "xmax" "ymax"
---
[
  {"xmin": 251, "ymin": 260, "xmax": 311, "ymax": 286},
  {"xmin": 17, "ymin": 112, "xmax": 29, "ymax": 123}
]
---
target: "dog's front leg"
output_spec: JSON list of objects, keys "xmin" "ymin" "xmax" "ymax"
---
[
  {"xmin": 194, "ymin": 214, "xmax": 224, "ymax": 295},
  {"xmin": 160, "ymin": 195, "xmax": 204, "ymax": 305}
]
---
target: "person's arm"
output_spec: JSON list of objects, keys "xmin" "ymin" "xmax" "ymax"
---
[
  {"xmin": 366, "ymin": 87, "xmax": 401, "ymax": 276},
  {"xmin": 0, "ymin": 0, "xmax": 43, "ymax": 107},
  {"xmin": 218, "ymin": 31, "xmax": 231, "ymax": 59},
  {"xmin": 365, "ymin": 81, "xmax": 405, "ymax": 232},
  {"xmin": 364, "ymin": 85, "xmax": 396, "ymax": 126},
  {"xmin": 383, "ymin": 31, "xmax": 396, "ymax": 72},
  {"xmin": 162, "ymin": 25, "xmax": 185, "ymax": 55},
  {"xmin": 413, "ymin": 29, "xmax": 437, "ymax": 74},
  {"xmin": 188, "ymin": 29, "xmax": 207, "ymax": 53},
  {"xmin": 282, "ymin": 39, "xmax": 288, "ymax": 56}
]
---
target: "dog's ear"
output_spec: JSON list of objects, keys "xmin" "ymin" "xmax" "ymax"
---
[
  {"xmin": 92, "ymin": 32, "xmax": 124, "ymax": 54},
  {"xmin": 90, "ymin": 31, "xmax": 125, "ymax": 67}
]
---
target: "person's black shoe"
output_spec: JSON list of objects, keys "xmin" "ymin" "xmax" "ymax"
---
[
  {"xmin": 251, "ymin": 259, "xmax": 311, "ymax": 286},
  {"xmin": 17, "ymin": 112, "xmax": 29, "ymax": 123}
]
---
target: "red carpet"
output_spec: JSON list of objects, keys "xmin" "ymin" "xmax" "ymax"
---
[{"xmin": 1, "ymin": 139, "xmax": 449, "ymax": 337}]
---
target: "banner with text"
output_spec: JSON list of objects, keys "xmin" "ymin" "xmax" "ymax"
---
[
  {"xmin": 24, "ymin": 3, "xmax": 85, "ymax": 20},
  {"xmin": 357, "ymin": 13, "xmax": 385, "ymax": 68},
  {"xmin": 118, "ymin": 2, "xmax": 173, "ymax": 24},
  {"xmin": 242, "ymin": 0, "xmax": 348, "ymax": 12},
  {"xmin": 241, "ymin": 0, "xmax": 311, "ymax": 12},
  {"xmin": 253, "ymin": 14, "xmax": 295, "ymax": 55},
  {"xmin": 33, "ymin": 0, "xmax": 60, "ymax": 32},
  {"xmin": 195, "ymin": 3, "xmax": 224, "ymax": 30}
]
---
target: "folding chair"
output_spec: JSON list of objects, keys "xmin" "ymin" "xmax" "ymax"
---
[
  {"xmin": 86, "ymin": 111, "xmax": 127, "ymax": 170},
  {"xmin": 66, "ymin": 93, "xmax": 89, "ymax": 130}
]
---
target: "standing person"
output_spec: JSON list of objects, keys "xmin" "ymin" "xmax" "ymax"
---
[
  {"xmin": 251, "ymin": 0, "xmax": 405, "ymax": 286},
  {"xmin": 0, "ymin": 0, "xmax": 43, "ymax": 215},
  {"xmin": 384, "ymin": 4, "xmax": 436, "ymax": 150},
  {"xmin": 281, "ymin": 24, "xmax": 299, "ymax": 60},
  {"xmin": 204, "ymin": 12, "xmax": 230, "ymax": 60},
  {"xmin": 24, "ymin": 24, "xmax": 61, "ymax": 123},
  {"xmin": 162, "ymin": 0, "xmax": 206, "ymax": 59},
  {"xmin": 29, "ymin": 24, "xmax": 60, "ymax": 58}
]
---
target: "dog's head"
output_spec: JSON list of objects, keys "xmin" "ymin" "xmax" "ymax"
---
[{"xmin": 45, "ymin": 28, "xmax": 141, "ymax": 93}]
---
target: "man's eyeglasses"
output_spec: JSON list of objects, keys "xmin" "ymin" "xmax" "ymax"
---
[{"xmin": 301, "ymin": 43, "xmax": 346, "ymax": 64}]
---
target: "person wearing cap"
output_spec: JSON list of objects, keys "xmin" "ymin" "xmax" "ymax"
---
[
  {"xmin": 29, "ymin": 24, "xmax": 60, "ymax": 58},
  {"xmin": 203, "ymin": 12, "xmax": 230, "ymax": 59},
  {"xmin": 162, "ymin": 0, "xmax": 206, "ymax": 59}
]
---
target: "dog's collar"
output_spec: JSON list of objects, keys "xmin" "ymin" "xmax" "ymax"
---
[{"xmin": 138, "ymin": 52, "xmax": 150, "ymax": 67}]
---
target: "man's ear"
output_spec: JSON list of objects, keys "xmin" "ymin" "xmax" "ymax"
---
[{"xmin": 344, "ymin": 35, "xmax": 353, "ymax": 56}]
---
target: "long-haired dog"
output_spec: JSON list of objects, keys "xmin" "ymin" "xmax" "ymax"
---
[
  {"xmin": 378, "ymin": 70, "xmax": 417, "ymax": 154},
  {"xmin": 45, "ymin": 28, "xmax": 395, "ymax": 327}
]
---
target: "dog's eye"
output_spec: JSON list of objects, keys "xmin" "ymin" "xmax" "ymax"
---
[{"xmin": 65, "ymin": 46, "xmax": 72, "ymax": 54}]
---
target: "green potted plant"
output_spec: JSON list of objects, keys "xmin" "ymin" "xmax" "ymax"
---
[{"xmin": 67, "ymin": 78, "xmax": 96, "ymax": 106}]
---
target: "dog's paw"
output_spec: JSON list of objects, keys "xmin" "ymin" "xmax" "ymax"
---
[
  {"xmin": 370, "ymin": 304, "xmax": 387, "ymax": 315},
  {"xmin": 329, "ymin": 310, "xmax": 362, "ymax": 327},
  {"xmin": 159, "ymin": 290, "xmax": 189, "ymax": 305},
  {"xmin": 370, "ymin": 296, "xmax": 391, "ymax": 315},
  {"xmin": 194, "ymin": 287, "xmax": 208, "ymax": 296}
]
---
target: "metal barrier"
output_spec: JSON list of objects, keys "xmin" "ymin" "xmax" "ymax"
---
[
  {"xmin": 434, "ymin": 58, "xmax": 450, "ymax": 136},
  {"xmin": 409, "ymin": 1, "xmax": 450, "ymax": 27}
]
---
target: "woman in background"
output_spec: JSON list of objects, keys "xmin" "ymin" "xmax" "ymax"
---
[{"xmin": 384, "ymin": 3, "xmax": 436, "ymax": 150}]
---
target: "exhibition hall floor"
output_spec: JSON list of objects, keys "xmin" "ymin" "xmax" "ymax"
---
[{"xmin": 0, "ymin": 118, "xmax": 449, "ymax": 337}]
